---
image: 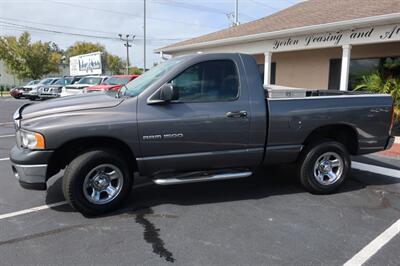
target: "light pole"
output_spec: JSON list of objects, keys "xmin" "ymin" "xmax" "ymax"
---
[
  {"xmin": 119, "ymin": 34, "xmax": 135, "ymax": 74},
  {"xmin": 143, "ymin": 0, "xmax": 147, "ymax": 72}
]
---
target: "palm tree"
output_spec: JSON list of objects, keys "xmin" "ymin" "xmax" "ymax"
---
[{"xmin": 355, "ymin": 72, "xmax": 400, "ymax": 125}]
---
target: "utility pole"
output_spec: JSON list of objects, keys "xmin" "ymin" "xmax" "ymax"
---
[
  {"xmin": 227, "ymin": 0, "xmax": 239, "ymax": 27},
  {"xmin": 235, "ymin": 0, "xmax": 239, "ymax": 26},
  {"xmin": 143, "ymin": 0, "xmax": 147, "ymax": 72},
  {"xmin": 119, "ymin": 34, "xmax": 135, "ymax": 74}
]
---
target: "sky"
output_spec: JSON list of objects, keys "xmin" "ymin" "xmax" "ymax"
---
[{"xmin": 0, "ymin": 0, "xmax": 302, "ymax": 69}]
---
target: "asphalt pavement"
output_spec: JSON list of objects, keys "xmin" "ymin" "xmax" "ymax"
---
[{"xmin": 0, "ymin": 97, "xmax": 399, "ymax": 265}]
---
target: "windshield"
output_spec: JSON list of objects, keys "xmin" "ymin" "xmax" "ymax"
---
[
  {"xmin": 121, "ymin": 58, "xmax": 183, "ymax": 97},
  {"xmin": 39, "ymin": 78, "xmax": 55, "ymax": 85},
  {"xmin": 78, "ymin": 77, "xmax": 102, "ymax": 85},
  {"xmin": 53, "ymin": 77, "xmax": 74, "ymax": 85},
  {"xmin": 105, "ymin": 77, "xmax": 130, "ymax": 85},
  {"xmin": 26, "ymin": 80, "xmax": 38, "ymax": 86}
]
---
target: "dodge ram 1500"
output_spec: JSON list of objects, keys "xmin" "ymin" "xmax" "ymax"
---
[{"xmin": 10, "ymin": 53, "xmax": 395, "ymax": 215}]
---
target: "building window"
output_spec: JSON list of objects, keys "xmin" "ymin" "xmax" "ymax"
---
[
  {"xmin": 349, "ymin": 57, "xmax": 400, "ymax": 90},
  {"xmin": 328, "ymin": 59, "xmax": 341, "ymax": 90},
  {"xmin": 258, "ymin": 63, "xmax": 276, "ymax": 85},
  {"xmin": 328, "ymin": 56, "xmax": 400, "ymax": 91}
]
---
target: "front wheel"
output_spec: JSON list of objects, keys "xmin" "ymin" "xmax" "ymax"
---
[
  {"xmin": 298, "ymin": 140, "xmax": 350, "ymax": 194},
  {"xmin": 62, "ymin": 149, "xmax": 133, "ymax": 215}
]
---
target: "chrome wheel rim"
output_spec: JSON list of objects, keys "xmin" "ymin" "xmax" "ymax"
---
[
  {"xmin": 313, "ymin": 152, "xmax": 344, "ymax": 186},
  {"xmin": 83, "ymin": 164, "xmax": 124, "ymax": 205}
]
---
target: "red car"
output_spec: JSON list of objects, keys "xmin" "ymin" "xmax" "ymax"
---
[{"xmin": 85, "ymin": 75, "xmax": 138, "ymax": 93}]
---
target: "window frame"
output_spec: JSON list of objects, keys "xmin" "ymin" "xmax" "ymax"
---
[{"xmin": 167, "ymin": 59, "xmax": 241, "ymax": 104}]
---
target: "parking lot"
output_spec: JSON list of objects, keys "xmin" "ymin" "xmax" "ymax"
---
[{"xmin": 0, "ymin": 97, "xmax": 399, "ymax": 265}]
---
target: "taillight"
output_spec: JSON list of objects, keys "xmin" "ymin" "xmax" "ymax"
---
[{"xmin": 389, "ymin": 100, "xmax": 395, "ymax": 134}]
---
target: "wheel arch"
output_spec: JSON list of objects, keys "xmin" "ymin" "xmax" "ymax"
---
[
  {"xmin": 302, "ymin": 124, "xmax": 359, "ymax": 155},
  {"xmin": 46, "ymin": 136, "xmax": 137, "ymax": 180}
]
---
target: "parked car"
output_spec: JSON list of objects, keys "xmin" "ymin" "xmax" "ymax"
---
[
  {"xmin": 10, "ymin": 53, "xmax": 395, "ymax": 215},
  {"xmin": 27, "ymin": 78, "xmax": 59, "ymax": 100},
  {"xmin": 9, "ymin": 80, "xmax": 40, "ymax": 99},
  {"xmin": 85, "ymin": 75, "xmax": 139, "ymax": 93},
  {"xmin": 60, "ymin": 76, "xmax": 108, "ymax": 97},
  {"xmin": 38, "ymin": 76, "xmax": 81, "ymax": 99}
]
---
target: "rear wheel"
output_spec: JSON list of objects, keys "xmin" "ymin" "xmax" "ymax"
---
[
  {"xmin": 62, "ymin": 149, "xmax": 133, "ymax": 215},
  {"xmin": 298, "ymin": 140, "xmax": 350, "ymax": 194}
]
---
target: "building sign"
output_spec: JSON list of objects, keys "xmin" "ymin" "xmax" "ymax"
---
[
  {"xmin": 269, "ymin": 23, "xmax": 400, "ymax": 52},
  {"xmin": 69, "ymin": 51, "xmax": 102, "ymax": 76}
]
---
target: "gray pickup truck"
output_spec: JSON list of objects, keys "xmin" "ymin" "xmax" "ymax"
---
[{"xmin": 10, "ymin": 53, "xmax": 395, "ymax": 215}]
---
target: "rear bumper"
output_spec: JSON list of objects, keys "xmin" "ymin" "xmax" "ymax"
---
[
  {"xmin": 10, "ymin": 145, "xmax": 54, "ymax": 190},
  {"xmin": 385, "ymin": 136, "xmax": 395, "ymax": 150}
]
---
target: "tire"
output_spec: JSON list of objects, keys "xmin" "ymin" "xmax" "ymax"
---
[
  {"xmin": 62, "ymin": 149, "xmax": 133, "ymax": 215},
  {"xmin": 298, "ymin": 140, "xmax": 350, "ymax": 194}
]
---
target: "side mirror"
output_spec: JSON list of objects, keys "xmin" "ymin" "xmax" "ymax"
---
[{"xmin": 159, "ymin": 83, "xmax": 178, "ymax": 102}]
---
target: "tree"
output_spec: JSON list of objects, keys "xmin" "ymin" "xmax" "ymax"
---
[
  {"xmin": 106, "ymin": 54, "xmax": 124, "ymax": 75},
  {"xmin": 128, "ymin": 66, "xmax": 143, "ymax": 75},
  {"xmin": 65, "ymin": 41, "xmax": 105, "ymax": 58},
  {"xmin": 0, "ymin": 32, "xmax": 61, "ymax": 80},
  {"xmin": 355, "ymin": 63, "xmax": 400, "ymax": 124}
]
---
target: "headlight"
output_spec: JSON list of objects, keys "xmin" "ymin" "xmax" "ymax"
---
[{"xmin": 17, "ymin": 130, "xmax": 45, "ymax": 150}]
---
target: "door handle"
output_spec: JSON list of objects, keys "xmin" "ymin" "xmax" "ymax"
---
[{"xmin": 226, "ymin": 110, "xmax": 248, "ymax": 118}]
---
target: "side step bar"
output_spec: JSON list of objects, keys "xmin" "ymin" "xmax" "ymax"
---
[{"xmin": 153, "ymin": 171, "xmax": 252, "ymax": 186}]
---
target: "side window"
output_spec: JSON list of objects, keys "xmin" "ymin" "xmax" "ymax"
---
[{"xmin": 171, "ymin": 60, "xmax": 239, "ymax": 102}]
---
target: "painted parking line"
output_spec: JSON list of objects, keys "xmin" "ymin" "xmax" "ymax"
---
[
  {"xmin": 0, "ymin": 201, "xmax": 67, "ymax": 221},
  {"xmin": 0, "ymin": 134, "xmax": 14, "ymax": 138},
  {"xmin": 352, "ymin": 161, "xmax": 400, "ymax": 179},
  {"xmin": 343, "ymin": 218, "xmax": 400, "ymax": 266},
  {"xmin": 0, "ymin": 158, "xmax": 10, "ymax": 162},
  {"xmin": 0, "ymin": 181, "xmax": 152, "ymax": 221}
]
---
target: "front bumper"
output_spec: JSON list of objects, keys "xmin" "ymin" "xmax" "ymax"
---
[
  {"xmin": 38, "ymin": 93, "xmax": 59, "ymax": 99},
  {"xmin": 12, "ymin": 164, "xmax": 47, "ymax": 190},
  {"xmin": 10, "ymin": 145, "xmax": 54, "ymax": 190}
]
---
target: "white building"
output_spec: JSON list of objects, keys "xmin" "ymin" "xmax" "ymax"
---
[{"xmin": 157, "ymin": 0, "xmax": 400, "ymax": 91}]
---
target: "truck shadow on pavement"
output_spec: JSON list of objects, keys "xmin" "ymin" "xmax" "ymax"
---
[
  {"xmin": 45, "ymin": 164, "xmax": 400, "ymax": 214},
  {"xmin": 44, "ymin": 164, "xmax": 400, "ymax": 263}
]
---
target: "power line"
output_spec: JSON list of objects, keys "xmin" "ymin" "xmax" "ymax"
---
[
  {"xmin": 0, "ymin": 21, "xmax": 185, "ymax": 42},
  {"xmin": 0, "ymin": 16, "xmax": 120, "ymax": 36},
  {"xmin": 248, "ymin": 0, "xmax": 279, "ymax": 11},
  {"xmin": 47, "ymin": 0, "xmax": 221, "ymax": 29},
  {"xmin": 153, "ymin": 0, "xmax": 256, "ymax": 20},
  {"xmin": 0, "ymin": 21, "xmax": 119, "ymax": 40}
]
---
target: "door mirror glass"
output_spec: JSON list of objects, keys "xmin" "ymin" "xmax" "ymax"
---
[{"xmin": 159, "ymin": 83, "xmax": 178, "ymax": 102}]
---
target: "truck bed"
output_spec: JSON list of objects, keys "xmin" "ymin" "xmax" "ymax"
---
[{"xmin": 263, "ymin": 92, "xmax": 393, "ymax": 164}]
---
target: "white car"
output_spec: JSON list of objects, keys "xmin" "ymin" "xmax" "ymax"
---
[
  {"xmin": 60, "ymin": 76, "xmax": 108, "ymax": 97},
  {"xmin": 27, "ymin": 78, "xmax": 59, "ymax": 100}
]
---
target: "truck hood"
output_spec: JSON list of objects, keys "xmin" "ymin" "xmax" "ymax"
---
[{"xmin": 21, "ymin": 93, "xmax": 124, "ymax": 120}]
